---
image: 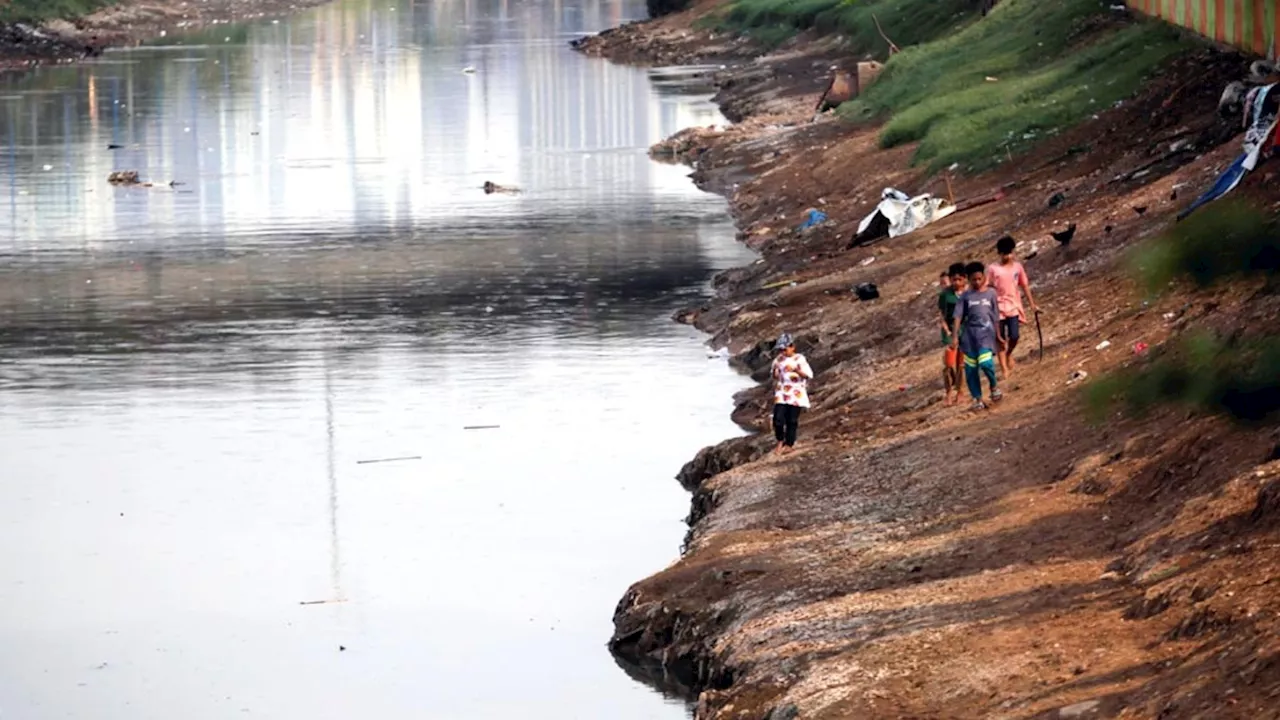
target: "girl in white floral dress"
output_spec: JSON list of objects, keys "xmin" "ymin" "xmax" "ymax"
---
[{"xmin": 770, "ymin": 333, "xmax": 813, "ymax": 454}]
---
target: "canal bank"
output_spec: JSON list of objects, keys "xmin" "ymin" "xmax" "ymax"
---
[
  {"xmin": 583, "ymin": 3, "xmax": 1280, "ymax": 719},
  {"xmin": 1, "ymin": 0, "xmax": 757, "ymax": 717},
  {"xmin": 0, "ymin": 0, "xmax": 335, "ymax": 72}
]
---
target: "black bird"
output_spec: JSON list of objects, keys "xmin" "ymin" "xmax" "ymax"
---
[
  {"xmin": 1050, "ymin": 223, "xmax": 1077, "ymax": 246},
  {"xmin": 1169, "ymin": 188, "xmax": 1179, "ymax": 201},
  {"xmin": 1104, "ymin": 225, "xmax": 1113, "ymax": 234},
  {"xmin": 1133, "ymin": 205, "xmax": 1148, "ymax": 216}
]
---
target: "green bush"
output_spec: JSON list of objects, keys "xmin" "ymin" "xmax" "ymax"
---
[
  {"xmin": 840, "ymin": 0, "xmax": 1192, "ymax": 171},
  {"xmin": 1088, "ymin": 203, "xmax": 1280, "ymax": 425},
  {"xmin": 1132, "ymin": 200, "xmax": 1280, "ymax": 295},
  {"xmin": 1086, "ymin": 333, "xmax": 1280, "ymax": 424}
]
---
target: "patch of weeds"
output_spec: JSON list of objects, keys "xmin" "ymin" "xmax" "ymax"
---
[
  {"xmin": 1086, "ymin": 332, "xmax": 1280, "ymax": 424},
  {"xmin": 1131, "ymin": 200, "xmax": 1280, "ymax": 295},
  {"xmin": 1088, "ymin": 203, "xmax": 1280, "ymax": 426},
  {"xmin": 839, "ymin": 0, "xmax": 1194, "ymax": 172},
  {"xmin": 715, "ymin": 0, "xmax": 975, "ymax": 55}
]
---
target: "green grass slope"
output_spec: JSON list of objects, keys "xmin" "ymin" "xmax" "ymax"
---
[
  {"xmin": 840, "ymin": 0, "xmax": 1195, "ymax": 171},
  {"xmin": 710, "ymin": 0, "xmax": 976, "ymax": 52}
]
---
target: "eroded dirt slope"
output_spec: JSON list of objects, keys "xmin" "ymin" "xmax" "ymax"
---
[{"xmin": 584, "ymin": 9, "xmax": 1280, "ymax": 720}]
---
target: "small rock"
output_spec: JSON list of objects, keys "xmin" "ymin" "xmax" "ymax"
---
[
  {"xmin": 766, "ymin": 704, "xmax": 799, "ymax": 720},
  {"xmin": 1059, "ymin": 700, "xmax": 1101, "ymax": 718}
]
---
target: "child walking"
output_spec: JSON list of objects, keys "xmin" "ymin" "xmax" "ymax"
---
[
  {"xmin": 937, "ymin": 263, "xmax": 967, "ymax": 406},
  {"xmin": 950, "ymin": 262, "xmax": 1002, "ymax": 410},
  {"xmin": 770, "ymin": 333, "xmax": 813, "ymax": 454},
  {"xmin": 987, "ymin": 235, "xmax": 1039, "ymax": 378}
]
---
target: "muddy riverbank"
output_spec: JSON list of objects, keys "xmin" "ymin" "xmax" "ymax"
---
[
  {"xmin": 583, "ymin": 8, "xmax": 1280, "ymax": 720},
  {"xmin": 0, "ymin": 0, "xmax": 332, "ymax": 71}
]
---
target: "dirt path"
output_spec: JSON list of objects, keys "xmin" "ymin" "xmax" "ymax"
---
[
  {"xmin": 581, "ymin": 11, "xmax": 1280, "ymax": 720},
  {"xmin": 0, "ymin": 0, "xmax": 332, "ymax": 72}
]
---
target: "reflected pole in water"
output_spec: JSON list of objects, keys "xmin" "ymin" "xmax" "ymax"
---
[{"xmin": 324, "ymin": 352, "xmax": 345, "ymax": 602}]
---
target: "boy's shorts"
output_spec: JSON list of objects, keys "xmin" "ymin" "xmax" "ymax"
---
[
  {"xmin": 943, "ymin": 346, "xmax": 960, "ymax": 367},
  {"xmin": 999, "ymin": 316, "xmax": 1021, "ymax": 344}
]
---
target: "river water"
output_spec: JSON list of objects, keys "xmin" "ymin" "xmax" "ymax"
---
[{"xmin": 0, "ymin": 1, "xmax": 753, "ymax": 717}]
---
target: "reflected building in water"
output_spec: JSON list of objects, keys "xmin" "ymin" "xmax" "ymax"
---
[
  {"xmin": 0, "ymin": 0, "xmax": 743, "ymax": 358},
  {"xmin": 1, "ymin": 0, "xmax": 721, "ymax": 249}
]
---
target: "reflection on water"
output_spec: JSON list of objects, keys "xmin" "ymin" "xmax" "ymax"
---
[{"xmin": 0, "ymin": 0, "xmax": 751, "ymax": 718}]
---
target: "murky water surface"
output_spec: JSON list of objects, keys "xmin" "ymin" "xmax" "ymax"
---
[{"xmin": 0, "ymin": 1, "xmax": 752, "ymax": 717}]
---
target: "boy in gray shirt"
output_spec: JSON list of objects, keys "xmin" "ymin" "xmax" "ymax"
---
[{"xmin": 950, "ymin": 261, "xmax": 1003, "ymax": 410}]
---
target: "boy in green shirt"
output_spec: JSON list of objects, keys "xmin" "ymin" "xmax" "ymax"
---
[{"xmin": 937, "ymin": 263, "xmax": 966, "ymax": 406}]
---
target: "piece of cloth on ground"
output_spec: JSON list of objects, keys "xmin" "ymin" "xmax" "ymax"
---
[
  {"xmin": 963, "ymin": 348, "xmax": 998, "ymax": 401},
  {"xmin": 798, "ymin": 208, "xmax": 828, "ymax": 230},
  {"xmin": 773, "ymin": 403, "xmax": 801, "ymax": 446},
  {"xmin": 856, "ymin": 187, "xmax": 956, "ymax": 240},
  {"xmin": 1182, "ymin": 83, "xmax": 1280, "ymax": 220}
]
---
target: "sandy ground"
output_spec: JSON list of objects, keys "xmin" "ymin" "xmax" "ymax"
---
[
  {"xmin": 0, "ymin": 0, "xmax": 332, "ymax": 71},
  {"xmin": 580, "ymin": 9, "xmax": 1280, "ymax": 720}
]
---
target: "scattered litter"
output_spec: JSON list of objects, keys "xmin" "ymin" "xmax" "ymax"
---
[
  {"xmin": 858, "ymin": 256, "xmax": 876, "ymax": 266},
  {"xmin": 463, "ymin": 425, "xmax": 501, "ymax": 430},
  {"xmin": 854, "ymin": 282, "xmax": 880, "ymax": 301},
  {"xmin": 462, "ymin": 66, "xmax": 476, "ymax": 74},
  {"xmin": 107, "ymin": 171, "xmax": 141, "ymax": 185},
  {"xmin": 42, "ymin": 164, "xmax": 52, "ymax": 171},
  {"xmin": 1048, "ymin": 192, "xmax": 1066, "ymax": 208},
  {"xmin": 1162, "ymin": 312, "xmax": 1177, "ymax": 321},
  {"xmin": 299, "ymin": 599, "xmax": 346, "ymax": 606},
  {"xmin": 762, "ymin": 278, "xmax": 799, "ymax": 289},
  {"xmin": 797, "ymin": 208, "xmax": 828, "ymax": 231},
  {"xmin": 1067, "ymin": 370, "xmax": 1089, "ymax": 385},
  {"xmin": 482, "ymin": 181, "xmax": 520, "ymax": 194},
  {"xmin": 107, "ymin": 143, "xmax": 123, "ymax": 150},
  {"xmin": 1095, "ymin": 340, "xmax": 1111, "ymax": 351},
  {"xmin": 853, "ymin": 187, "xmax": 955, "ymax": 246},
  {"xmin": 1133, "ymin": 342, "xmax": 1150, "ymax": 355},
  {"xmin": 1182, "ymin": 80, "xmax": 1280, "ymax": 220},
  {"xmin": 356, "ymin": 455, "xmax": 422, "ymax": 464},
  {"xmin": 984, "ymin": 76, "xmax": 999, "ymax": 83}
]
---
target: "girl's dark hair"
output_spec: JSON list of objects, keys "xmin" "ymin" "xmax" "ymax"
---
[
  {"xmin": 996, "ymin": 235, "xmax": 1017, "ymax": 254},
  {"xmin": 948, "ymin": 262, "xmax": 967, "ymax": 277},
  {"xmin": 965, "ymin": 261, "xmax": 985, "ymax": 276}
]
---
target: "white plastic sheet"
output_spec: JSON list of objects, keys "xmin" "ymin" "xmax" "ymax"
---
[{"xmin": 857, "ymin": 187, "xmax": 956, "ymax": 239}]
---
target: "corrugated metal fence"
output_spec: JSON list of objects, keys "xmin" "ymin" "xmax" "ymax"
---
[{"xmin": 1127, "ymin": 0, "xmax": 1278, "ymax": 57}]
